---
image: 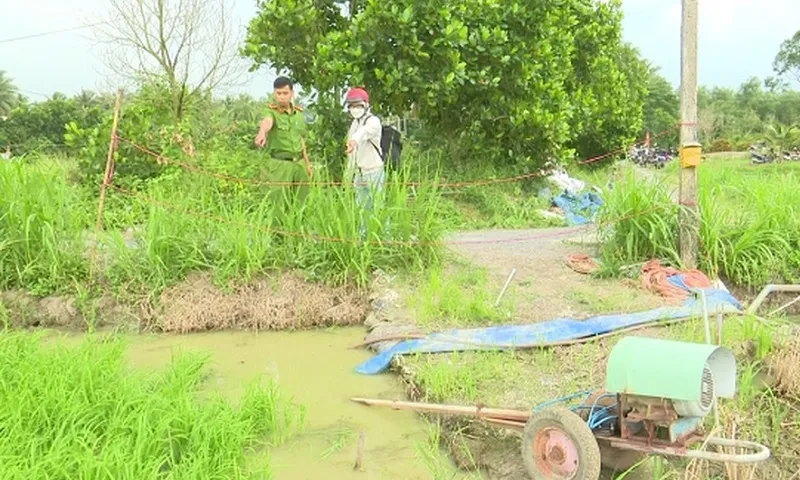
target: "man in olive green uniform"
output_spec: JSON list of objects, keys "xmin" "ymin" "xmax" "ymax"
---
[{"xmin": 254, "ymin": 76, "xmax": 313, "ymax": 209}]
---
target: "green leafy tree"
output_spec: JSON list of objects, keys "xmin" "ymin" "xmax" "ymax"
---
[
  {"xmin": 74, "ymin": 90, "xmax": 101, "ymax": 110},
  {"xmin": 0, "ymin": 71, "xmax": 20, "ymax": 117},
  {"xmin": 774, "ymin": 30, "xmax": 800, "ymax": 84},
  {"xmin": 0, "ymin": 93, "xmax": 107, "ymax": 154},
  {"xmin": 694, "ymin": 76, "xmax": 800, "ymax": 150},
  {"xmin": 243, "ymin": 0, "xmax": 647, "ymax": 169},
  {"xmin": 641, "ymin": 67, "xmax": 679, "ymax": 146},
  {"xmin": 66, "ymin": 81, "xmax": 209, "ymax": 187}
]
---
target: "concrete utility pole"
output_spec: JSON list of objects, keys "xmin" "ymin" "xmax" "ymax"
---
[{"xmin": 679, "ymin": 0, "xmax": 701, "ymax": 268}]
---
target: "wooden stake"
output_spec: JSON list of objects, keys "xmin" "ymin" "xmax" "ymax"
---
[
  {"xmin": 90, "ymin": 89, "xmax": 123, "ymax": 278},
  {"xmin": 350, "ymin": 397, "xmax": 530, "ymax": 422},
  {"xmin": 353, "ymin": 430, "xmax": 365, "ymax": 471},
  {"xmin": 494, "ymin": 268, "xmax": 517, "ymax": 307},
  {"xmin": 96, "ymin": 90, "xmax": 123, "ymax": 233}
]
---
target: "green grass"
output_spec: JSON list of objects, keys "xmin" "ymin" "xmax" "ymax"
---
[
  {"xmin": 404, "ymin": 261, "xmax": 513, "ymax": 329},
  {"xmin": 0, "ymin": 160, "xmax": 91, "ymax": 295},
  {"xmin": 597, "ymin": 157, "xmax": 800, "ymax": 286},
  {"xmin": 438, "ymin": 184, "xmax": 566, "ymax": 230},
  {"xmin": 412, "ymin": 350, "xmax": 522, "ymax": 402},
  {"xmin": 0, "ymin": 331, "xmax": 305, "ymax": 479},
  {"xmin": 0, "ymin": 153, "xmax": 445, "ymax": 299},
  {"xmin": 405, "ymin": 147, "xmax": 568, "ymax": 230},
  {"xmin": 414, "ymin": 421, "xmax": 482, "ymax": 480},
  {"xmin": 103, "ymin": 166, "xmax": 444, "ymax": 290}
]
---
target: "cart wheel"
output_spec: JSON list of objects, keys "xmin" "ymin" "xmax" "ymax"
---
[
  {"xmin": 598, "ymin": 440, "xmax": 647, "ymax": 471},
  {"xmin": 522, "ymin": 407, "xmax": 602, "ymax": 480}
]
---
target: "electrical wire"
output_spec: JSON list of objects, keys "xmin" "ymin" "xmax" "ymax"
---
[
  {"xmin": 0, "ymin": 21, "xmax": 107, "ymax": 45},
  {"xmin": 586, "ymin": 393, "xmax": 619, "ymax": 431},
  {"xmin": 530, "ymin": 390, "xmax": 594, "ymax": 414}
]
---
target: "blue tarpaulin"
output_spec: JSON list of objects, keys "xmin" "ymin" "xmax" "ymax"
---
[
  {"xmin": 354, "ymin": 285, "xmax": 742, "ymax": 375},
  {"xmin": 552, "ymin": 191, "xmax": 604, "ymax": 225}
]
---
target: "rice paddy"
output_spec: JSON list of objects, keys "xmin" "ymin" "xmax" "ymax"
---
[{"xmin": 0, "ymin": 331, "xmax": 305, "ymax": 479}]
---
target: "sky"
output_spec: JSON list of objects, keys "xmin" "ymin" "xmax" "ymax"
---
[{"xmin": 1, "ymin": 0, "xmax": 799, "ymax": 100}]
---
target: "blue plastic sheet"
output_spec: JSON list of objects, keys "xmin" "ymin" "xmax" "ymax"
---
[
  {"xmin": 355, "ymin": 285, "xmax": 742, "ymax": 375},
  {"xmin": 667, "ymin": 274, "xmax": 743, "ymax": 311},
  {"xmin": 552, "ymin": 191, "xmax": 604, "ymax": 225}
]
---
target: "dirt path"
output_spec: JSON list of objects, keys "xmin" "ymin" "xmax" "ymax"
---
[
  {"xmin": 446, "ymin": 226, "xmax": 664, "ymax": 322},
  {"xmin": 396, "ymin": 226, "xmax": 670, "ymax": 479}
]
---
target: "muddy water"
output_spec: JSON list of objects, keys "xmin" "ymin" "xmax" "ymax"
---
[{"xmin": 115, "ymin": 327, "xmax": 456, "ymax": 479}]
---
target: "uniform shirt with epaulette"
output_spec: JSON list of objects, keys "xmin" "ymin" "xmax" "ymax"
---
[{"xmin": 264, "ymin": 100, "xmax": 307, "ymax": 161}]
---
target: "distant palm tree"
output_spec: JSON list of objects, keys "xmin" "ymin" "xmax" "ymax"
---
[
  {"xmin": 763, "ymin": 123, "xmax": 799, "ymax": 160},
  {"xmin": 0, "ymin": 71, "xmax": 20, "ymax": 117},
  {"xmin": 73, "ymin": 89, "xmax": 99, "ymax": 109}
]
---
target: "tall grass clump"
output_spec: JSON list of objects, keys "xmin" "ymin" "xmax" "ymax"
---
[
  {"xmin": 408, "ymin": 264, "xmax": 511, "ymax": 328},
  {"xmin": 0, "ymin": 160, "xmax": 91, "ymax": 294},
  {"xmin": 598, "ymin": 161, "xmax": 800, "ymax": 286},
  {"xmin": 1, "ymin": 150, "xmax": 444, "ymax": 297},
  {"xmin": 663, "ymin": 315, "xmax": 800, "ymax": 475},
  {"xmin": 102, "ymin": 152, "xmax": 445, "ymax": 291},
  {"xmin": 0, "ymin": 331, "xmax": 305, "ymax": 479},
  {"xmin": 698, "ymin": 159, "xmax": 800, "ymax": 286},
  {"xmin": 596, "ymin": 169, "xmax": 679, "ymax": 268}
]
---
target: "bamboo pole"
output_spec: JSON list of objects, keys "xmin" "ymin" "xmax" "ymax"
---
[
  {"xmin": 350, "ymin": 397, "xmax": 530, "ymax": 422},
  {"xmin": 89, "ymin": 89, "xmax": 123, "ymax": 278},
  {"xmin": 96, "ymin": 89, "xmax": 123, "ymax": 233},
  {"xmin": 481, "ymin": 417, "xmax": 526, "ymax": 430}
]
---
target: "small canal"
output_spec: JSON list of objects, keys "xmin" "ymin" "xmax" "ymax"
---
[{"xmin": 88, "ymin": 327, "xmax": 468, "ymax": 479}]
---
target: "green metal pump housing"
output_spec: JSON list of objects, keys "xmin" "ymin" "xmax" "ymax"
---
[{"xmin": 604, "ymin": 337, "xmax": 737, "ymax": 443}]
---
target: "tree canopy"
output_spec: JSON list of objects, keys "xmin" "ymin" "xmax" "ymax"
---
[
  {"xmin": 641, "ymin": 66, "xmax": 679, "ymax": 145},
  {"xmin": 243, "ymin": 0, "xmax": 648, "ymax": 168},
  {"xmin": 94, "ymin": 0, "xmax": 245, "ymax": 120},
  {"xmin": 0, "ymin": 71, "xmax": 21, "ymax": 118},
  {"xmin": 774, "ymin": 30, "xmax": 800, "ymax": 84}
]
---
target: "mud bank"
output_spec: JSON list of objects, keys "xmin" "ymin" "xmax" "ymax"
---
[{"xmin": 0, "ymin": 271, "xmax": 370, "ymax": 332}]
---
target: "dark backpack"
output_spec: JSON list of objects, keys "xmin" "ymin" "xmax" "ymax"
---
[
  {"xmin": 368, "ymin": 121, "xmax": 403, "ymax": 171},
  {"xmin": 380, "ymin": 125, "xmax": 403, "ymax": 171}
]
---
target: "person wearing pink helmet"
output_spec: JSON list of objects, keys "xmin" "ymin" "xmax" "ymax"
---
[{"xmin": 345, "ymin": 87, "xmax": 385, "ymax": 239}]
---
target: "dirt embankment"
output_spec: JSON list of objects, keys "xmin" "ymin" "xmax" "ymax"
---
[
  {"xmin": 0, "ymin": 271, "xmax": 370, "ymax": 333},
  {"xmin": 156, "ymin": 272, "xmax": 368, "ymax": 332}
]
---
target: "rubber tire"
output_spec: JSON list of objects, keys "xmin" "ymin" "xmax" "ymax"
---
[{"xmin": 521, "ymin": 406, "xmax": 602, "ymax": 480}]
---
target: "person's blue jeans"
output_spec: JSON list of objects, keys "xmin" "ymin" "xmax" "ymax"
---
[{"xmin": 354, "ymin": 168, "xmax": 385, "ymax": 239}]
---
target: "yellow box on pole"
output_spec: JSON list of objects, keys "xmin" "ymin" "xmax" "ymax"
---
[{"xmin": 680, "ymin": 144, "xmax": 702, "ymax": 168}]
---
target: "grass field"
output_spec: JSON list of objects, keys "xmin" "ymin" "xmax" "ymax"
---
[
  {"xmin": 0, "ymin": 331, "xmax": 305, "ymax": 479},
  {"xmin": 598, "ymin": 154, "xmax": 800, "ymax": 287},
  {"xmin": 0, "ymin": 155, "xmax": 443, "ymax": 298}
]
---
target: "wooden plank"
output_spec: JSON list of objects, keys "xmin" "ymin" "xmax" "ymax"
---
[{"xmin": 350, "ymin": 397, "xmax": 530, "ymax": 422}]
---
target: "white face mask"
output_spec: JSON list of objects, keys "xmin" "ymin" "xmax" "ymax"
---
[{"xmin": 349, "ymin": 106, "xmax": 366, "ymax": 119}]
